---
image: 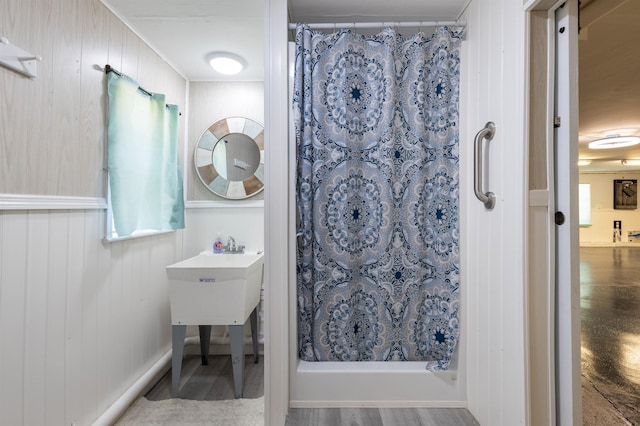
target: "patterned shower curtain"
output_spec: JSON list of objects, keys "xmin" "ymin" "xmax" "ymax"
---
[{"xmin": 293, "ymin": 25, "xmax": 462, "ymax": 370}]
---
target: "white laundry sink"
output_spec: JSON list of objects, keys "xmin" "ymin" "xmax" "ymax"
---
[{"xmin": 166, "ymin": 253, "xmax": 264, "ymax": 325}]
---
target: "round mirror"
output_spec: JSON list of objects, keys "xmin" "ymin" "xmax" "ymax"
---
[{"xmin": 194, "ymin": 117, "xmax": 264, "ymax": 199}]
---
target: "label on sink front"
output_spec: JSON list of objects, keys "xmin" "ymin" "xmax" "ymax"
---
[{"xmin": 199, "ymin": 277, "xmax": 216, "ymax": 283}]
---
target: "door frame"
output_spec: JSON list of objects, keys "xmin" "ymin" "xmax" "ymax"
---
[
  {"xmin": 553, "ymin": 1, "xmax": 582, "ymax": 424},
  {"xmin": 525, "ymin": 0, "xmax": 581, "ymax": 425},
  {"xmin": 263, "ymin": 0, "xmax": 290, "ymax": 424}
]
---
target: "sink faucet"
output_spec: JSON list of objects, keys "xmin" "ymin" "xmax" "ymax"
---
[
  {"xmin": 227, "ymin": 236, "xmax": 236, "ymax": 252},
  {"xmin": 224, "ymin": 236, "xmax": 244, "ymax": 254}
]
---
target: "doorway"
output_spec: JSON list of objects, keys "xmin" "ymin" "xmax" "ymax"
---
[
  {"xmin": 529, "ymin": 0, "xmax": 640, "ymax": 424},
  {"xmin": 577, "ymin": 0, "xmax": 640, "ymax": 424},
  {"xmin": 527, "ymin": 1, "xmax": 581, "ymax": 425}
]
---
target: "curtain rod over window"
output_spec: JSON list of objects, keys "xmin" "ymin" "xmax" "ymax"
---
[
  {"xmin": 105, "ymin": 64, "xmax": 152, "ymax": 96},
  {"xmin": 104, "ymin": 64, "xmax": 181, "ymax": 116},
  {"xmin": 287, "ymin": 20, "xmax": 464, "ymax": 30}
]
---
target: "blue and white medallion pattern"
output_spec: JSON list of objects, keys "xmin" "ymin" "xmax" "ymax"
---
[{"xmin": 294, "ymin": 25, "xmax": 462, "ymax": 370}]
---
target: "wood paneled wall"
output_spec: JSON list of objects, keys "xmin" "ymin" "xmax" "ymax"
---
[
  {"xmin": 0, "ymin": 0, "xmax": 186, "ymax": 197},
  {"xmin": 0, "ymin": 1, "xmax": 188, "ymax": 425},
  {"xmin": 188, "ymin": 81, "xmax": 264, "ymax": 201}
]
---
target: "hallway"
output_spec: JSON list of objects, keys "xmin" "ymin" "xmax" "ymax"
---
[{"xmin": 580, "ymin": 247, "xmax": 640, "ymax": 425}]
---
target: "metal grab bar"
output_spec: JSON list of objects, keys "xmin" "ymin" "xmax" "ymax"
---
[{"xmin": 474, "ymin": 122, "xmax": 496, "ymax": 210}]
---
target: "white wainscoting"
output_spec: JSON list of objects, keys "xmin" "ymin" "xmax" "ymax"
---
[
  {"xmin": 182, "ymin": 205, "xmax": 265, "ymax": 256},
  {"xmin": 0, "ymin": 208, "xmax": 183, "ymax": 426}
]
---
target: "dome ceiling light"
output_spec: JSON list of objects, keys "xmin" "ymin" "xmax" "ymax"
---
[
  {"xmin": 588, "ymin": 135, "xmax": 640, "ymax": 150},
  {"xmin": 208, "ymin": 53, "xmax": 244, "ymax": 75}
]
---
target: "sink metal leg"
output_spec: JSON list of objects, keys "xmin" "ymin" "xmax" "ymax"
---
[
  {"xmin": 199, "ymin": 325, "xmax": 212, "ymax": 365},
  {"xmin": 250, "ymin": 307, "xmax": 259, "ymax": 363},
  {"xmin": 228, "ymin": 324, "xmax": 245, "ymax": 398},
  {"xmin": 171, "ymin": 325, "xmax": 187, "ymax": 398}
]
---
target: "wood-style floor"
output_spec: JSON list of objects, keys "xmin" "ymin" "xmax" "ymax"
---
[
  {"xmin": 145, "ymin": 354, "xmax": 264, "ymax": 401},
  {"xmin": 580, "ymin": 247, "xmax": 640, "ymax": 425},
  {"xmin": 285, "ymin": 407, "xmax": 479, "ymax": 426},
  {"xmin": 145, "ymin": 354, "xmax": 479, "ymax": 425}
]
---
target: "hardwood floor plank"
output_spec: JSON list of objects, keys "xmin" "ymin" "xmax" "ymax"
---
[
  {"xmin": 286, "ymin": 407, "xmax": 480, "ymax": 426},
  {"xmin": 315, "ymin": 408, "xmax": 342, "ymax": 425},
  {"xmin": 339, "ymin": 408, "xmax": 383, "ymax": 426},
  {"xmin": 415, "ymin": 407, "xmax": 480, "ymax": 425},
  {"xmin": 286, "ymin": 408, "xmax": 342, "ymax": 425},
  {"xmin": 239, "ymin": 357, "xmax": 264, "ymax": 399},
  {"xmin": 145, "ymin": 354, "xmax": 264, "ymax": 401},
  {"xmin": 202, "ymin": 359, "xmax": 236, "ymax": 400},
  {"xmin": 181, "ymin": 357, "xmax": 229, "ymax": 400},
  {"xmin": 379, "ymin": 407, "xmax": 424, "ymax": 425}
]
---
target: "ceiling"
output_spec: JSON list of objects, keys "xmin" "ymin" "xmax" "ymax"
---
[
  {"xmin": 101, "ymin": 0, "xmax": 265, "ymax": 81},
  {"xmin": 102, "ymin": 0, "xmax": 640, "ymax": 172},
  {"xmin": 101, "ymin": 0, "xmax": 469, "ymax": 81},
  {"xmin": 579, "ymin": 0, "xmax": 640, "ymax": 172},
  {"xmin": 289, "ymin": 0, "xmax": 469, "ymax": 24}
]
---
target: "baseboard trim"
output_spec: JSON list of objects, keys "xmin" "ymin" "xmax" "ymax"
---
[{"xmin": 91, "ymin": 347, "xmax": 173, "ymax": 426}]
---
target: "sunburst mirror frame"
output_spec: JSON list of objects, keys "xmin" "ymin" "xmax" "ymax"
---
[{"xmin": 194, "ymin": 116, "xmax": 265, "ymax": 199}]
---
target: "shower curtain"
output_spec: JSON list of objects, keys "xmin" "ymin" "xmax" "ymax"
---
[{"xmin": 293, "ymin": 24, "xmax": 463, "ymax": 370}]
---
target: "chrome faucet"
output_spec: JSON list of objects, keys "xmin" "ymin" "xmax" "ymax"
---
[
  {"xmin": 227, "ymin": 236, "xmax": 236, "ymax": 252},
  {"xmin": 225, "ymin": 236, "xmax": 244, "ymax": 253}
]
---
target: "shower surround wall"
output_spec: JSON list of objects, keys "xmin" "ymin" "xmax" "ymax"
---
[{"xmin": 0, "ymin": 1, "xmax": 187, "ymax": 425}]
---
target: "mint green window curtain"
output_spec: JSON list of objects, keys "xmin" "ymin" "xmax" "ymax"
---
[{"xmin": 107, "ymin": 71, "xmax": 185, "ymax": 237}]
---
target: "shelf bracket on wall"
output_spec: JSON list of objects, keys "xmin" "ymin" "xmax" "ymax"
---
[{"xmin": 0, "ymin": 37, "xmax": 42, "ymax": 78}]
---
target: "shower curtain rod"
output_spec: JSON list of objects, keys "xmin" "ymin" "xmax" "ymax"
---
[{"xmin": 288, "ymin": 20, "xmax": 464, "ymax": 30}]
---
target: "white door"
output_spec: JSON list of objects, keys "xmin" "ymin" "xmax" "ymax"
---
[{"xmin": 462, "ymin": 0, "xmax": 528, "ymax": 424}]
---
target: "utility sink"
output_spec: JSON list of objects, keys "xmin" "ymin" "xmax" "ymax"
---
[
  {"xmin": 166, "ymin": 252, "xmax": 264, "ymax": 325},
  {"xmin": 166, "ymin": 252, "xmax": 264, "ymax": 398}
]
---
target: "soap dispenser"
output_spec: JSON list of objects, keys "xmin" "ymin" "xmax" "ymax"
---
[{"xmin": 213, "ymin": 235, "xmax": 225, "ymax": 254}]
